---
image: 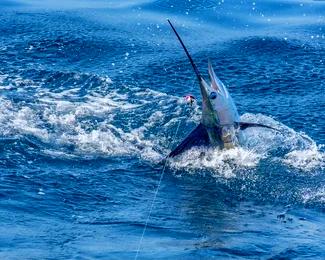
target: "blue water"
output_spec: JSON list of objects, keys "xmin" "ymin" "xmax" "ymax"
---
[{"xmin": 0, "ymin": 0, "xmax": 324, "ymax": 259}]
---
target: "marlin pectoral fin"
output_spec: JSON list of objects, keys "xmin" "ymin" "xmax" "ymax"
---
[
  {"xmin": 239, "ymin": 122, "xmax": 314, "ymax": 145},
  {"xmin": 239, "ymin": 122, "xmax": 281, "ymax": 132},
  {"xmin": 168, "ymin": 123, "xmax": 209, "ymax": 157}
]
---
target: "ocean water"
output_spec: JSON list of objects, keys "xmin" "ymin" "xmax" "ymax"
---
[{"xmin": 0, "ymin": 0, "xmax": 324, "ymax": 259}]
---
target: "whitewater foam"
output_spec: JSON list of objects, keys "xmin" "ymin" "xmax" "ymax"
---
[
  {"xmin": 302, "ymin": 187, "xmax": 325, "ymax": 204},
  {"xmin": 283, "ymin": 144, "xmax": 325, "ymax": 171},
  {"xmin": 168, "ymin": 146, "xmax": 263, "ymax": 178}
]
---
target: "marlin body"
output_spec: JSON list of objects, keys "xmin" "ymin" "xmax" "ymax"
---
[{"xmin": 168, "ymin": 20, "xmax": 278, "ymax": 157}]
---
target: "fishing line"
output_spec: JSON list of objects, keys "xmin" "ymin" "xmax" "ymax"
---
[
  {"xmin": 134, "ymin": 119, "xmax": 182, "ymax": 260},
  {"xmin": 135, "ymin": 75, "xmax": 197, "ymax": 259}
]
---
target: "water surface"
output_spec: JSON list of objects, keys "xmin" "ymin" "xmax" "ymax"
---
[{"xmin": 0, "ymin": 0, "xmax": 324, "ymax": 259}]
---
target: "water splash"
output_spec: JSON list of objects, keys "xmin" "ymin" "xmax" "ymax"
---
[
  {"xmin": 0, "ymin": 72, "xmax": 323, "ymax": 174},
  {"xmin": 283, "ymin": 144, "xmax": 325, "ymax": 171},
  {"xmin": 168, "ymin": 146, "xmax": 263, "ymax": 178},
  {"xmin": 302, "ymin": 186, "xmax": 325, "ymax": 204},
  {"xmin": 168, "ymin": 112, "xmax": 324, "ymax": 175}
]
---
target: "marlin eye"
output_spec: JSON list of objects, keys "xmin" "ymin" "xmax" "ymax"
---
[{"xmin": 209, "ymin": 92, "xmax": 217, "ymax": 99}]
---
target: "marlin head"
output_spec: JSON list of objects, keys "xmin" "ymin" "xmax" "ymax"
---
[
  {"xmin": 200, "ymin": 61, "xmax": 241, "ymax": 148},
  {"xmin": 208, "ymin": 60, "xmax": 240, "ymax": 126},
  {"xmin": 207, "ymin": 60, "xmax": 242, "ymax": 148}
]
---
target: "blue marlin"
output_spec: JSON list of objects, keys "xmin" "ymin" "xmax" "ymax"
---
[{"xmin": 168, "ymin": 20, "xmax": 279, "ymax": 157}]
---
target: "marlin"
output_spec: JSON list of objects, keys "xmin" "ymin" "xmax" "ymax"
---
[{"xmin": 168, "ymin": 20, "xmax": 279, "ymax": 157}]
